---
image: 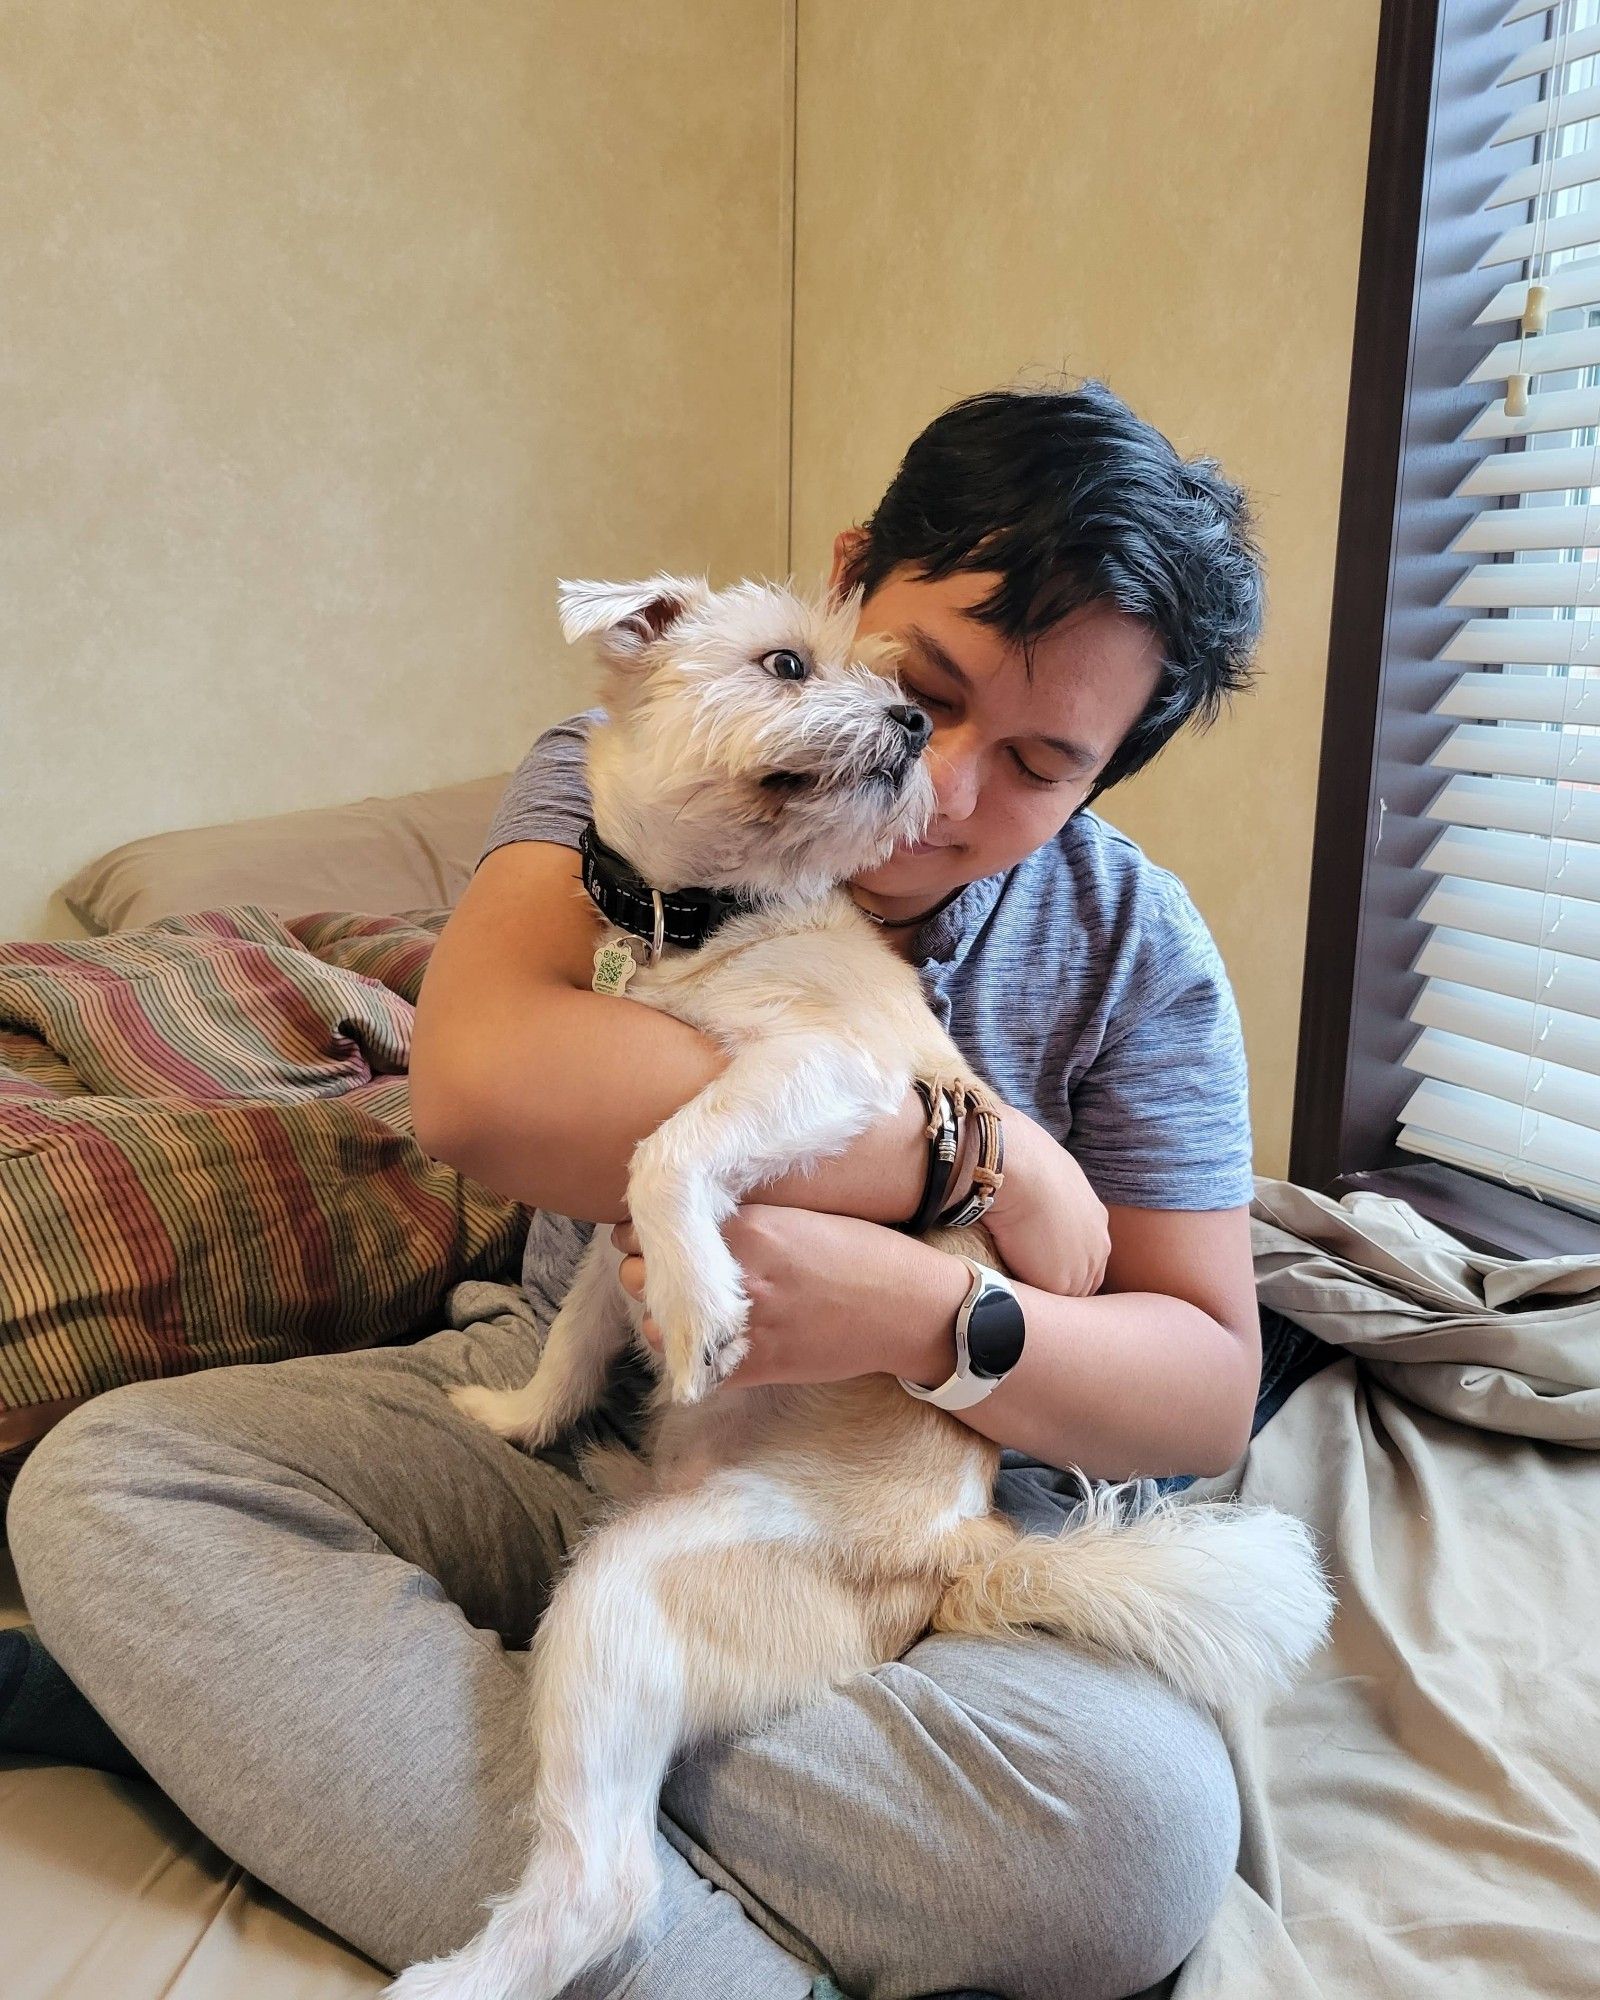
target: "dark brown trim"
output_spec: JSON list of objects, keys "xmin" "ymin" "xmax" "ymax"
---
[{"xmin": 1290, "ymin": 0, "xmax": 1442, "ymax": 1191}]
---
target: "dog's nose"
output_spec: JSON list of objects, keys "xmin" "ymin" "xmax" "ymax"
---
[{"xmin": 887, "ymin": 703, "xmax": 932, "ymax": 748}]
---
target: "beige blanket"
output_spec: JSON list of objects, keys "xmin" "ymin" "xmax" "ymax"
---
[{"xmin": 1171, "ymin": 1178, "xmax": 1600, "ymax": 2000}]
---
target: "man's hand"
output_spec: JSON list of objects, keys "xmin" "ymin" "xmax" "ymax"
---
[
  {"xmin": 611, "ymin": 1205, "xmax": 970, "ymax": 1389},
  {"xmin": 978, "ymin": 1102, "xmax": 1111, "ymax": 1299}
]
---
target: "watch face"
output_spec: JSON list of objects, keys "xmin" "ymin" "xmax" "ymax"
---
[{"xmin": 966, "ymin": 1286, "xmax": 1026, "ymax": 1377}]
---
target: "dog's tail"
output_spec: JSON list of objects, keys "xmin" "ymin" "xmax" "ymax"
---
[{"xmin": 931, "ymin": 1483, "xmax": 1334, "ymax": 1712}]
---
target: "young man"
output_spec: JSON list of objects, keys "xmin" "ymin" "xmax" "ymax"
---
[{"xmin": 10, "ymin": 380, "xmax": 1266, "ymax": 2000}]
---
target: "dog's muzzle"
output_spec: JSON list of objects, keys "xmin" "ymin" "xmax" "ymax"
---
[
  {"xmin": 864, "ymin": 701, "xmax": 932, "ymax": 789},
  {"xmin": 887, "ymin": 702, "xmax": 932, "ymax": 749}
]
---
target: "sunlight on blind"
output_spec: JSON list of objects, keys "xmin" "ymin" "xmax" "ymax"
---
[{"xmin": 1405, "ymin": 0, "xmax": 1600, "ymax": 1216}]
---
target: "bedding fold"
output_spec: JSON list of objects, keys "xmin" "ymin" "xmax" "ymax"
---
[
  {"xmin": 1169, "ymin": 1177, "xmax": 1600, "ymax": 2000},
  {"xmin": 1250, "ymin": 1178, "xmax": 1600, "ymax": 1445}
]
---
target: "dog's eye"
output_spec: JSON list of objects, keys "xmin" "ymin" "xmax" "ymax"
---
[{"xmin": 763, "ymin": 649, "xmax": 809, "ymax": 682}]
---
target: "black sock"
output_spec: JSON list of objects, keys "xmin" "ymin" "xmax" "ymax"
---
[{"xmin": 0, "ymin": 1625, "xmax": 146, "ymax": 1780}]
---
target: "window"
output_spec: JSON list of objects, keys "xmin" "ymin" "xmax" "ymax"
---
[{"xmin": 1294, "ymin": 0, "xmax": 1600, "ymax": 1256}]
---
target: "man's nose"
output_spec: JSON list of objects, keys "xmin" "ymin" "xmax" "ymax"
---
[{"xmin": 929, "ymin": 727, "xmax": 981, "ymax": 821}]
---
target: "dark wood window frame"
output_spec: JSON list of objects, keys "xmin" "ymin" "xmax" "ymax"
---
[{"xmin": 1289, "ymin": 0, "xmax": 1600, "ymax": 1261}]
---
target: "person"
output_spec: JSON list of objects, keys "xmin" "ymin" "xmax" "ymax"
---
[{"xmin": 8, "ymin": 378, "xmax": 1285, "ymax": 2000}]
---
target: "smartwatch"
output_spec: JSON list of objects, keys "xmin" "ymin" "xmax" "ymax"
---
[{"xmin": 898, "ymin": 1257, "xmax": 1027, "ymax": 1413}]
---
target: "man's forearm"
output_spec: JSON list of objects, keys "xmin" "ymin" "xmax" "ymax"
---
[
  {"xmin": 890, "ymin": 1240, "xmax": 1259, "ymax": 1480},
  {"xmin": 433, "ymin": 986, "xmax": 927, "ymax": 1227}
]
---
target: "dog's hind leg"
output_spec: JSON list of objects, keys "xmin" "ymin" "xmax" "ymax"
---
[
  {"xmin": 387, "ymin": 1489, "xmax": 882, "ymax": 2000},
  {"xmin": 450, "ymin": 1236, "xmax": 632, "ymax": 1452},
  {"xmin": 574, "ymin": 1437, "xmax": 659, "ymax": 1509}
]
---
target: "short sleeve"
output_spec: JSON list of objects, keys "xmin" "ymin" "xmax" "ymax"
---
[
  {"xmin": 1066, "ymin": 880, "xmax": 1256, "ymax": 1211},
  {"xmin": 476, "ymin": 708, "xmax": 602, "ymax": 867}
]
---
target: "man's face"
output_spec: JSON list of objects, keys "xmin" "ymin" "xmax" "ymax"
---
[{"xmin": 832, "ymin": 537, "xmax": 1164, "ymax": 918}]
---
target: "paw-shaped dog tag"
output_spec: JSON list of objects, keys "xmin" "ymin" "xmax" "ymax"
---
[{"xmin": 592, "ymin": 940, "xmax": 640, "ymax": 996}]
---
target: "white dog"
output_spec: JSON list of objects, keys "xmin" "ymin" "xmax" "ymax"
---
[{"xmin": 387, "ymin": 575, "xmax": 1332, "ymax": 2000}]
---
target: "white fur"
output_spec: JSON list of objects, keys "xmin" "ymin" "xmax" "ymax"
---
[{"xmin": 385, "ymin": 575, "xmax": 1334, "ymax": 2000}]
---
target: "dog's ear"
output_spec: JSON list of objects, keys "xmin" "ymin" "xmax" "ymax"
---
[{"xmin": 556, "ymin": 575, "xmax": 712, "ymax": 661}]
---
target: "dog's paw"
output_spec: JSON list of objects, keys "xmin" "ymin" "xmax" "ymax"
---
[
  {"xmin": 706, "ymin": 1331, "xmax": 750, "ymax": 1388},
  {"xmin": 658, "ymin": 1291, "xmax": 750, "ymax": 1404},
  {"xmin": 641, "ymin": 1246, "xmax": 750, "ymax": 1404},
  {"xmin": 660, "ymin": 1328, "xmax": 717, "ymax": 1407},
  {"xmin": 448, "ymin": 1381, "xmax": 556, "ymax": 1448},
  {"xmin": 668, "ymin": 1332, "xmax": 751, "ymax": 1405},
  {"xmin": 380, "ymin": 1954, "xmax": 469, "ymax": 2000}
]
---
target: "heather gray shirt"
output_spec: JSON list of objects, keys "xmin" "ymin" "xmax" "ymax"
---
[{"xmin": 477, "ymin": 707, "xmax": 1257, "ymax": 1360}]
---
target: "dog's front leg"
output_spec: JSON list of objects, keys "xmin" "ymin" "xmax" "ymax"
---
[
  {"xmin": 450, "ymin": 1234, "xmax": 631, "ymax": 1449},
  {"xmin": 627, "ymin": 1035, "xmax": 899, "ymax": 1403}
]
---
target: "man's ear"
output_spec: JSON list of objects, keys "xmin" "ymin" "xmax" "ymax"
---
[
  {"xmin": 555, "ymin": 574, "xmax": 712, "ymax": 662},
  {"xmin": 827, "ymin": 527, "xmax": 870, "ymax": 599}
]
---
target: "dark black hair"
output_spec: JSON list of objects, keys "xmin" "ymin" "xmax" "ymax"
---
[{"xmin": 838, "ymin": 378, "xmax": 1264, "ymax": 805}]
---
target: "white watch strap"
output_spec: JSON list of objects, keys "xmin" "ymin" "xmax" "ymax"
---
[{"xmin": 897, "ymin": 1257, "xmax": 1013, "ymax": 1412}]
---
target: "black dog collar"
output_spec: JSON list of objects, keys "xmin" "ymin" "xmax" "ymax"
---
[{"xmin": 578, "ymin": 820, "xmax": 763, "ymax": 955}]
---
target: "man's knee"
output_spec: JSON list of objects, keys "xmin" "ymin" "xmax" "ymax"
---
[
  {"xmin": 662, "ymin": 1626, "xmax": 1240, "ymax": 2000},
  {"xmin": 891, "ymin": 1636, "xmax": 1239, "ymax": 1999},
  {"xmin": 8, "ymin": 1379, "xmax": 219, "ymax": 1637},
  {"xmin": 1044, "ymin": 1679, "xmax": 1239, "ymax": 1997}
]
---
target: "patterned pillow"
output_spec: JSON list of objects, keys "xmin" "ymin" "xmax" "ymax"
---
[{"xmin": 0, "ymin": 906, "xmax": 528, "ymax": 1509}]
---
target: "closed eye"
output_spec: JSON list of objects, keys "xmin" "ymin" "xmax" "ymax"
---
[
  {"xmin": 1009, "ymin": 753, "xmax": 1061, "ymax": 787},
  {"xmin": 899, "ymin": 684, "xmax": 1063, "ymax": 789},
  {"xmin": 901, "ymin": 682, "xmax": 952, "ymax": 720}
]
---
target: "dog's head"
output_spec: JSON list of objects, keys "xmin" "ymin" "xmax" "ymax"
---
[{"xmin": 557, "ymin": 573, "xmax": 936, "ymax": 900}]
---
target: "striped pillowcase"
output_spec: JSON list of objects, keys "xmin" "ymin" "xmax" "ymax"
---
[{"xmin": 0, "ymin": 906, "xmax": 528, "ymax": 1497}]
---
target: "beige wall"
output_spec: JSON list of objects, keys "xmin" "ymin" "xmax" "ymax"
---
[
  {"xmin": 789, "ymin": 0, "xmax": 1381, "ymax": 1176},
  {"xmin": 2, "ymin": 1, "xmax": 794, "ymax": 940},
  {"xmin": 3, "ymin": 0, "xmax": 1379, "ymax": 1174}
]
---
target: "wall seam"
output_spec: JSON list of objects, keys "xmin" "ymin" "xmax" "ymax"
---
[{"xmin": 780, "ymin": 0, "xmax": 798, "ymax": 576}]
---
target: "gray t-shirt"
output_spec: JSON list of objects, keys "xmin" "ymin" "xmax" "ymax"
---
[{"xmin": 476, "ymin": 708, "xmax": 1256, "ymax": 1521}]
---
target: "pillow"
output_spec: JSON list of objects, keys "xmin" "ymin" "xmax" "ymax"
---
[
  {"xmin": 59, "ymin": 773, "xmax": 512, "ymax": 934},
  {"xmin": 0, "ymin": 907, "xmax": 528, "ymax": 1513}
]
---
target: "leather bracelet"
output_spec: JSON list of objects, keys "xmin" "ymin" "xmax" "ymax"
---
[
  {"xmin": 900, "ymin": 1079, "xmax": 962, "ymax": 1236},
  {"xmin": 934, "ymin": 1085, "xmax": 1006, "ymax": 1230}
]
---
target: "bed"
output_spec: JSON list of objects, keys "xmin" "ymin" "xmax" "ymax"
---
[{"xmin": 3, "ymin": 783, "xmax": 1597, "ymax": 2000}]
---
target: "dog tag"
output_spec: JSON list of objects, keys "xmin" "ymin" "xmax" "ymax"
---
[{"xmin": 592, "ymin": 940, "xmax": 640, "ymax": 997}]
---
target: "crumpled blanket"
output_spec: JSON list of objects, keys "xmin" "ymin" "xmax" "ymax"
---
[
  {"xmin": 1167, "ymin": 1177, "xmax": 1600, "ymax": 2000},
  {"xmin": 0, "ymin": 907, "xmax": 527, "ymax": 1486}
]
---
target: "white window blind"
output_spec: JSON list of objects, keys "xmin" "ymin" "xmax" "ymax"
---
[{"xmin": 1402, "ymin": 0, "xmax": 1600, "ymax": 1217}]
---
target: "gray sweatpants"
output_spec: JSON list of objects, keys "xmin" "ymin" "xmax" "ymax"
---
[{"xmin": 6, "ymin": 1282, "xmax": 1239, "ymax": 2000}]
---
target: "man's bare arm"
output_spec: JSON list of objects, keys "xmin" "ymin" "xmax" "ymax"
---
[
  {"xmin": 410, "ymin": 839, "xmax": 929, "ymax": 1226},
  {"xmin": 894, "ymin": 1205, "xmax": 1263, "ymax": 1476}
]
